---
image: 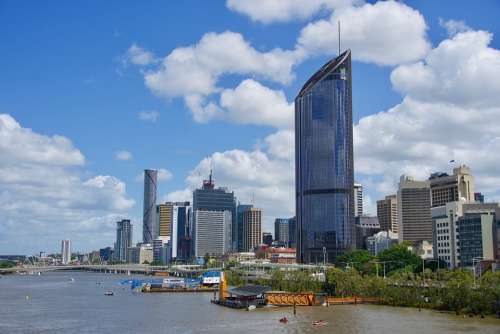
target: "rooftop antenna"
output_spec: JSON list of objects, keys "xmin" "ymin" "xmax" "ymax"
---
[
  {"xmin": 338, "ymin": 20, "xmax": 341, "ymax": 55},
  {"xmin": 251, "ymin": 192, "xmax": 255, "ymax": 205}
]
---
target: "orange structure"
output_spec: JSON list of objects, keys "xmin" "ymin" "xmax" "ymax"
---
[
  {"xmin": 265, "ymin": 292, "xmax": 316, "ymax": 306},
  {"xmin": 219, "ymin": 272, "xmax": 228, "ymax": 301}
]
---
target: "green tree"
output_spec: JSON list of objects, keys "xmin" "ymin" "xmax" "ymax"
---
[
  {"xmin": 377, "ymin": 243, "xmax": 421, "ymax": 274},
  {"xmin": 336, "ymin": 250, "xmax": 375, "ymax": 274}
]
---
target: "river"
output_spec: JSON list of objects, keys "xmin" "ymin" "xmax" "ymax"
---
[{"xmin": 0, "ymin": 271, "xmax": 498, "ymax": 333}]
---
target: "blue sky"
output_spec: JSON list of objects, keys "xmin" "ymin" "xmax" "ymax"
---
[{"xmin": 1, "ymin": 0, "xmax": 500, "ymax": 254}]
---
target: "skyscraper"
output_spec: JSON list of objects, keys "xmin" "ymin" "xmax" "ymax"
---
[
  {"xmin": 429, "ymin": 165, "xmax": 474, "ymax": 207},
  {"xmin": 143, "ymin": 169, "xmax": 158, "ymax": 244},
  {"xmin": 192, "ymin": 172, "xmax": 236, "ymax": 256},
  {"xmin": 243, "ymin": 207, "xmax": 262, "ymax": 252},
  {"xmin": 157, "ymin": 202, "xmax": 173, "ymax": 238},
  {"xmin": 115, "ymin": 219, "xmax": 132, "ymax": 262},
  {"xmin": 61, "ymin": 239, "xmax": 71, "ymax": 265},
  {"xmin": 354, "ymin": 183, "xmax": 363, "ymax": 217},
  {"xmin": 377, "ymin": 194, "xmax": 398, "ymax": 233},
  {"xmin": 397, "ymin": 175, "xmax": 432, "ymax": 244},
  {"xmin": 295, "ymin": 49, "xmax": 355, "ymax": 263},
  {"xmin": 237, "ymin": 204, "xmax": 253, "ymax": 251}
]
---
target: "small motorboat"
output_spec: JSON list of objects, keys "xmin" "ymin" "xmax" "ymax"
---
[
  {"xmin": 247, "ymin": 305, "xmax": 257, "ymax": 311},
  {"xmin": 104, "ymin": 291, "xmax": 114, "ymax": 296},
  {"xmin": 279, "ymin": 317, "xmax": 288, "ymax": 324},
  {"xmin": 313, "ymin": 320, "xmax": 327, "ymax": 326}
]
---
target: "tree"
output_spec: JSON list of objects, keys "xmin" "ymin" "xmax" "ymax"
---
[
  {"xmin": 377, "ymin": 243, "xmax": 421, "ymax": 274},
  {"xmin": 336, "ymin": 250, "xmax": 375, "ymax": 274}
]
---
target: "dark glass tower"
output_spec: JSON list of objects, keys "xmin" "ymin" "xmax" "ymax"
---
[{"xmin": 295, "ymin": 49, "xmax": 355, "ymax": 263}]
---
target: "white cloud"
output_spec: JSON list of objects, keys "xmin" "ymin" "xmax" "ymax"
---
[
  {"xmin": 391, "ymin": 30, "xmax": 500, "ymax": 108},
  {"xmin": 0, "ymin": 114, "xmax": 134, "ymax": 254},
  {"xmin": 355, "ymin": 28, "xmax": 500, "ymax": 202},
  {"xmin": 439, "ymin": 18, "xmax": 471, "ymax": 37},
  {"xmin": 264, "ymin": 129, "xmax": 294, "ymax": 160},
  {"xmin": 219, "ymin": 79, "xmax": 294, "ymax": 128},
  {"xmin": 138, "ymin": 110, "xmax": 160, "ymax": 123},
  {"xmin": 115, "ymin": 150, "xmax": 133, "ymax": 161},
  {"xmin": 297, "ymin": 0, "xmax": 430, "ymax": 65},
  {"xmin": 226, "ymin": 0, "xmax": 360, "ymax": 24},
  {"xmin": 124, "ymin": 44, "xmax": 159, "ymax": 66}
]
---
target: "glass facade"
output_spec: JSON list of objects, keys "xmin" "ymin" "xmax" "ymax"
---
[{"xmin": 295, "ymin": 50, "xmax": 355, "ymax": 263}]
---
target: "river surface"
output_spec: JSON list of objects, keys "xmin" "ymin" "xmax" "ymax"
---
[{"xmin": 0, "ymin": 271, "xmax": 498, "ymax": 334}]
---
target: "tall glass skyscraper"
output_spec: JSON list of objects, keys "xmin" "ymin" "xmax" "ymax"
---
[
  {"xmin": 143, "ymin": 169, "xmax": 158, "ymax": 244},
  {"xmin": 295, "ymin": 49, "xmax": 355, "ymax": 263}
]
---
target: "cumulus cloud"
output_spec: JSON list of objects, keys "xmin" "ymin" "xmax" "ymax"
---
[
  {"xmin": 355, "ymin": 28, "xmax": 500, "ymax": 201},
  {"xmin": 0, "ymin": 114, "xmax": 134, "ymax": 254},
  {"xmin": 219, "ymin": 79, "xmax": 294, "ymax": 128},
  {"xmin": 226, "ymin": 0, "xmax": 360, "ymax": 23},
  {"xmin": 124, "ymin": 44, "xmax": 159, "ymax": 66},
  {"xmin": 439, "ymin": 18, "xmax": 471, "ymax": 37},
  {"xmin": 391, "ymin": 30, "xmax": 500, "ymax": 108},
  {"xmin": 138, "ymin": 110, "xmax": 160, "ymax": 123},
  {"xmin": 297, "ymin": 0, "xmax": 430, "ymax": 65},
  {"xmin": 115, "ymin": 150, "xmax": 133, "ymax": 161}
]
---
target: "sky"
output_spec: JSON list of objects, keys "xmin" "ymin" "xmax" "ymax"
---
[{"xmin": 1, "ymin": 0, "xmax": 500, "ymax": 255}]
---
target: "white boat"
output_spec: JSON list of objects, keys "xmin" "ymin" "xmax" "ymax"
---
[{"xmin": 247, "ymin": 305, "xmax": 257, "ymax": 311}]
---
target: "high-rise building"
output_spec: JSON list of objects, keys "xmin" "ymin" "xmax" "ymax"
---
[
  {"xmin": 61, "ymin": 240, "xmax": 71, "ymax": 265},
  {"xmin": 355, "ymin": 215, "xmax": 380, "ymax": 249},
  {"xmin": 262, "ymin": 232, "xmax": 273, "ymax": 246},
  {"xmin": 474, "ymin": 192, "xmax": 485, "ymax": 203},
  {"xmin": 429, "ymin": 165, "xmax": 474, "ymax": 208},
  {"xmin": 274, "ymin": 218, "xmax": 296, "ymax": 247},
  {"xmin": 397, "ymin": 175, "xmax": 432, "ymax": 244},
  {"xmin": 432, "ymin": 201, "xmax": 464, "ymax": 269},
  {"xmin": 115, "ymin": 219, "xmax": 132, "ymax": 262},
  {"xmin": 127, "ymin": 244, "xmax": 154, "ymax": 264},
  {"xmin": 194, "ymin": 210, "xmax": 232, "ymax": 257},
  {"xmin": 243, "ymin": 207, "xmax": 262, "ymax": 252},
  {"xmin": 354, "ymin": 183, "xmax": 363, "ymax": 217},
  {"xmin": 295, "ymin": 49, "xmax": 355, "ymax": 263},
  {"xmin": 377, "ymin": 194, "xmax": 398, "ymax": 233},
  {"xmin": 237, "ymin": 204, "xmax": 253, "ymax": 251},
  {"xmin": 457, "ymin": 203, "xmax": 499, "ymax": 267},
  {"xmin": 172, "ymin": 201, "xmax": 190, "ymax": 259},
  {"xmin": 143, "ymin": 169, "xmax": 158, "ymax": 244},
  {"xmin": 192, "ymin": 172, "xmax": 236, "ymax": 255},
  {"xmin": 99, "ymin": 247, "xmax": 113, "ymax": 262},
  {"xmin": 157, "ymin": 202, "xmax": 173, "ymax": 238}
]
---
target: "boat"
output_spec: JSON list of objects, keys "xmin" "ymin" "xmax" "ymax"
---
[
  {"xmin": 104, "ymin": 291, "xmax": 114, "ymax": 296},
  {"xmin": 313, "ymin": 320, "xmax": 327, "ymax": 326},
  {"xmin": 279, "ymin": 317, "xmax": 288, "ymax": 324},
  {"xmin": 247, "ymin": 305, "xmax": 257, "ymax": 311}
]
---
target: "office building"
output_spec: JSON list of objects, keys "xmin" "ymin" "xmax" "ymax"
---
[
  {"xmin": 153, "ymin": 237, "xmax": 169, "ymax": 263},
  {"xmin": 397, "ymin": 175, "xmax": 432, "ymax": 244},
  {"xmin": 432, "ymin": 202, "xmax": 499, "ymax": 268},
  {"xmin": 262, "ymin": 232, "xmax": 273, "ymax": 246},
  {"xmin": 429, "ymin": 165, "xmax": 474, "ymax": 208},
  {"xmin": 172, "ymin": 202, "xmax": 190, "ymax": 259},
  {"xmin": 99, "ymin": 247, "xmax": 113, "ymax": 262},
  {"xmin": 457, "ymin": 203, "xmax": 499, "ymax": 267},
  {"xmin": 61, "ymin": 240, "xmax": 71, "ymax": 265},
  {"xmin": 194, "ymin": 210, "xmax": 232, "ymax": 257},
  {"xmin": 237, "ymin": 204, "xmax": 253, "ymax": 251},
  {"xmin": 475, "ymin": 192, "xmax": 485, "ymax": 203},
  {"xmin": 192, "ymin": 172, "xmax": 236, "ymax": 255},
  {"xmin": 355, "ymin": 215, "xmax": 380, "ymax": 249},
  {"xmin": 115, "ymin": 219, "xmax": 132, "ymax": 262},
  {"xmin": 366, "ymin": 231, "xmax": 398, "ymax": 256},
  {"xmin": 295, "ymin": 50, "xmax": 355, "ymax": 263},
  {"xmin": 243, "ymin": 207, "xmax": 262, "ymax": 252},
  {"xmin": 274, "ymin": 217, "xmax": 297, "ymax": 248},
  {"xmin": 143, "ymin": 169, "xmax": 158, "ymax": 244},
  {"xmin": 128, "ymin": 244, "xmax": 154, "ymax": 264},
  {"xmin": 377, "ymin": 194, "xmax": 398, "ymax": 233},
  {"xmin": 354, "ymin": 183, "xmax": 363, "ymax": 217},
  {"xmin": 157, "ymin": 202, "xmax": 173, "ymax": 238}
]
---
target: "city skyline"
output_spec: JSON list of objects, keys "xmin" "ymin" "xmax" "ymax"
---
[{"xmin": 2, "ymin": 1, "xmax": 500, "ymax": 254}]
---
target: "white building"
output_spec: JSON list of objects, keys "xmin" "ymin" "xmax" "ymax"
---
[
  {"xmin": 194, "ymin": 210, "xmax": 232, "ymax": 257},
  {"xmin": 354, "ymin": 183, "xmax": 363, "ymax": 218},
  {"xmin": 61, "ymin": 240, "xmax": 71, "ymax": 265},
  {"xmin": 128, "ymin": 244, "xmax": 154, "ymax": 264},
  {"xmin": 366, "ymin": 231, "xmax": 398, "ymax": 256}
]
